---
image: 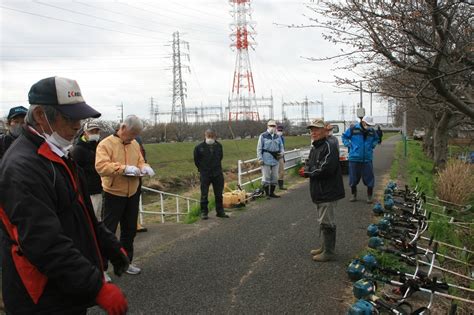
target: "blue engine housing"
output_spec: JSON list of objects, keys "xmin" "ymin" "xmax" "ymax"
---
[{"xmin": 347, "ymin": 299, "xmax": 374, "ymax": 315}]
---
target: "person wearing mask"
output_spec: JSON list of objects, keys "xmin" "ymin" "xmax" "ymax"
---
[
  {"xmin": 0, "ymin": 76, "xmax": 129, "ymax": 314},
  {"xmin": 0, "ymin": 106, "xmax": 28, "ymax": 160},
  {"xmin": 96, "ymin": 115, "xmax": 155, "ymax": 276},
  {"xmin": 342, "ymin": 115, "xmax": 380, "ymax": 203},
  {"xmin": 71, "ymin": 122, "xmax": 103, "ymax": 221},
  {"xmin": 276, "ymin": 125, "xmax": 287, "ymax": 190},
  {"xmin": 257, "ymin": 120, "xmax": 283, "ymax": 199},
  {"xmin": 194, "ymin": 129, "xmax": 229, "ymax": 220},
  {"xmin": 304, "ymin": 118, "xmax": 345, "ymax": 262}
]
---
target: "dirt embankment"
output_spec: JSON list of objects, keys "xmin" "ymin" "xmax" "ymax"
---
[{"xmin": 143, "ymin": 168, "xmax": 240, "ymax": 194}]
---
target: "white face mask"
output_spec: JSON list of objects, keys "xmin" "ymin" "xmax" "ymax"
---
[
  {"xmin": 276, "ymin": 131, "xmax": 283, "ymax": 136},
  {"xmin": 267, "ymin": 127, "xmax": 275, "ymax": 134},
  {"xmin": 43, "ymin": 116, "xmax": 73, "ymax": 154},
  {"xmin": 88, "ymin": 134, "xmax": 100, "ymax": 142},
  {"xmin": 205, "ymin": 138, "xmax": 215, "ymax": 145}
]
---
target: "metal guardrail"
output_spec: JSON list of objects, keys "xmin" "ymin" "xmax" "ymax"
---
[
  {"xmin": 139, "ymin": 186, "xmax": 199, "ymax": 223},
  {"xmin": 237, "ymin": 147, "xmax": 310, "ymax": 187}
]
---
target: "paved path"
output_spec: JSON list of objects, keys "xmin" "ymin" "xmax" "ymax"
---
[{"xmin": 92, "ymin": 136, "xmax": 397, "ymax": 314}]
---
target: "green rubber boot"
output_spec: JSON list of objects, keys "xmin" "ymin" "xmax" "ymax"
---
[{"xmin": 313, "ymin": 226, "xmax": 336, "ymax": 262}]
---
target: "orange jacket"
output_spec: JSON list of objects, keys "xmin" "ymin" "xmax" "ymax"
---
[{"xmin": 95, "ymin": 134, "xmax": 148, "ymax": 197}]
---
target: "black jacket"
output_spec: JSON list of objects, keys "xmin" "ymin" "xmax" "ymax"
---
[
  {"xmin": 376, "ymin": 127, "xmax": 383, "ymax": 144},
  {"xmin": 193, "ymin": 141, "xmax": 223, "ymax": 176},
  {"xmin": 71, "ymin": 137, "xmax": 103, "ymax": 195},
  {"xmin": 0, "ymin": 127, "xmax": 122, "ymax": 314},
  {"xmin": 304, "ymin": 138, "xmax": 345, "ymax": 204},
  {"xmin": 0, "ymin": 133, "xmax": 15, "ymax": 160}
]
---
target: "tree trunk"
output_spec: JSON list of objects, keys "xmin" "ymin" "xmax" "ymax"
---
[
  {"xmin": 423, "ymin": 119, "xmax": 435, "ymax": 159},
  {"xmin": 432, "ymin": 110, "xmax": 452, "ymax": 172}
]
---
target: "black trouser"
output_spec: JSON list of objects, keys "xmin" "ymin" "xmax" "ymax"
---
[
  {"xmin": 103, "ymin": 190, "xmax": 140, "ymax": 269},
  {"xmin": 200, "ymin": 173, "xmax": 224, "ymax": 215}
]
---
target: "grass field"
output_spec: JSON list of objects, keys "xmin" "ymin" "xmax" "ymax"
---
[
  {"xmin": 141, "ymin": 135, "xmax": 310, "ymax": 223},
  {"xmin": 143, "ymin": 135, "xmax": 311, "ymax": 180}
]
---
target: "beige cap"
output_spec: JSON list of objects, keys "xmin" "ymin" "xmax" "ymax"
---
[
  {"xmin": 267, "ymin": 119, "xmax": 277, "ymax": 126},
  {"xmin": 83, "ymin": 121, "xmax": 101, "ymax": 131},
  {"xmin": 306, "ymin": 118, "xmax": 325, "ymax": 129}
]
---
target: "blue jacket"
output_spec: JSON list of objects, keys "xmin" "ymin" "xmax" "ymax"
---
[
  {"xmin": 257, "ymin": 131, "xmax": 283, "ymax": 166},
  {"xmin": 342, "ymin": 123, "xmax": 379, "ymax": 162}
]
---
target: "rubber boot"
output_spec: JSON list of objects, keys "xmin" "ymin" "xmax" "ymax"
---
[
  {"xmin": 310, "ymin": 245, "xmax": 323, "ymax": 256},
  {"xmin": 269, "ymin": 185, "xmax": 280, "ymax": 198},
  {"xmin": 313, "ymin": 226, "xmax": 336, "ymax": 262},
  {"xmin": 367, "ymin": 187, "xmax": 374, "ymax": 204},
  {"xmin": 278, "ymin": 180, "xmax": 287, "ymax": 190},
  {"xmin": 264, "ymin": 185, "xmax": 271, "ymax": 199},
  {"xmin": 349, "ymin": 186, "xmax": 357, "ymax": 202}
]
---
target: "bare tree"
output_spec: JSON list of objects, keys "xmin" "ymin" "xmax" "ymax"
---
[
  {"xmin": 300, "ymin": 0, "xmax": 472, "ymax": 114},
  {"xmin": 296, "ymin": 0, "xmax": 473, "ymax": 169}
]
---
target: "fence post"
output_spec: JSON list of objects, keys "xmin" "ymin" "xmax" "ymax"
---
[
  {"xmin": 176, "ymin": 197, "xmax": 180, "ymax": 223},
  {"xmin": 238, "ymin": 159, "xmax": 242, "ymax": 187},
  {"xmin": 160, "ymin": 194, "xmax": 165, "ymax": 224},
  {"xmin": 138, "ymin": 195, "xmax": 144, "ymax": 225}
]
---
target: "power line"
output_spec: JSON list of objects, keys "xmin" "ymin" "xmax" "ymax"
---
[
  {"xmin": 1, "ymin": 55, "xmax": 170, "ymax": 60},
  {"xmin": 167, "ymin": 0, "xmax": 229, "ymax": 22},
  {"xmin": 189, "ymin": 62, "xmax": 207, "ymax": 103},
  {"xmin": 1, "ymin": 4, "xmax": 226, "ymax": 47},
  {"xmin": 0, "ymin": 4, "xmax": 166, "ymax": 40},
  {"xmin": 1, "ymin": 43, "xmax": 168, "ymax": 47},
  {"xmin": 33, "ymin": 0, "xmax": 173, "ymax": 38},
  {"xmin": 115, "ymin": 2, "xmax": 226, "ymax": 36},
  {"xmin": 145, "ymin": 2, "xmax": 228, "ymax": 25},
  {"xmin": 74, "ymin": 0, "xmax": 227, "ymax": 36},
  {"xmin": 3, "ymin": 67, "xmax": 169, "ymax": 73}
]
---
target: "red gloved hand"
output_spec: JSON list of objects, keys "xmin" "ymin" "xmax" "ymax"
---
[{"xmin": 96, "ymin": 283, "xmax": 128, "ymax": 315}]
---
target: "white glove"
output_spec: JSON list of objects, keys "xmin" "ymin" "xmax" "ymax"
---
[
  {"xmin": 124, "ymin": 165, "xmax": 141, "ymax": 176},
  {"xmin": 141, "ymin": 165, "xmax": 155, "ymax": 176}
]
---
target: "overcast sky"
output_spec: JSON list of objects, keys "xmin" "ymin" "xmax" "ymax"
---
[{"xmin": 0, "ymin": 0, "xmax": 389, "ymax": 123}]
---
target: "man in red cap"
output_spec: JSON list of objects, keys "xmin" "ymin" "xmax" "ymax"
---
[{"xmin": 0, "ymin": 77, "xmax": 129, "ymax": 314}]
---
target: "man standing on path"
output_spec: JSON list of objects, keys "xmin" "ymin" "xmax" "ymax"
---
[
  {"xmin": 0, "ymin": 76, "xmax": 129, "ymax": 314},
  {"xmin": 304, "ymin": 118, "xmax": 345, "ymax": 262},
  {"xmin": 71, "ymin": 121, "xmax": 103, "ymax": 221},
  {"xmin": 0, "ymin": 106, "xmax": 28, "ymax": 160},
  {"xmin": 96, "ymin": 115, "xmax": 155, "ymax": 277},
  {"xmin": 257, "ymin": 120, "xmax": 283, "ymax": 199},
  {"xmin": 342, "ymin": 115, "xmax": 380, "ymax": 203},
  {"xmin": 194, "ymin": 129, "xmax": 229, "ymax": 220},
  {"xmin": 276, "ymin": 125, "xmax": 287, "ymax": 191}
]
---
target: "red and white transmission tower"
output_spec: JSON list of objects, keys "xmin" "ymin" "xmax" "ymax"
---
[{"xmin": 228, "ymin": 0, "xmax": 259, "ymax": 121}]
